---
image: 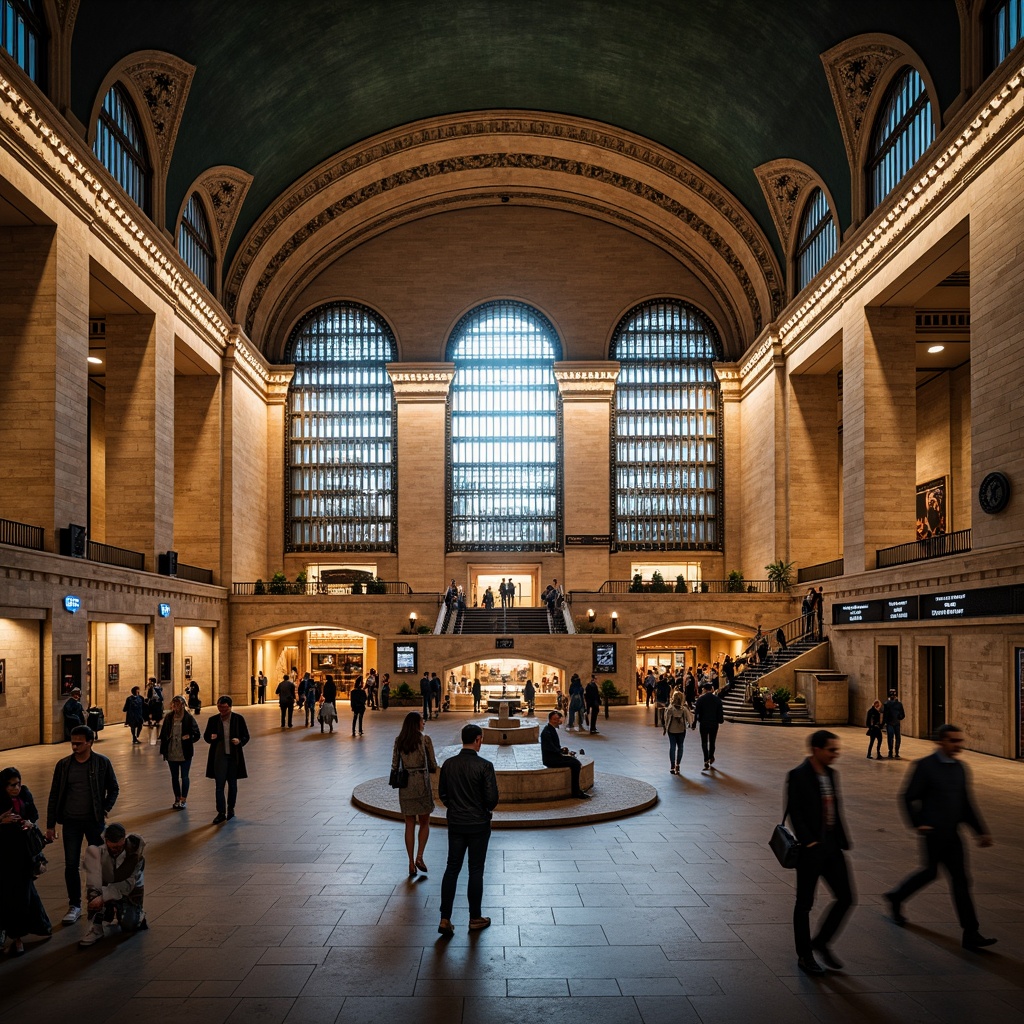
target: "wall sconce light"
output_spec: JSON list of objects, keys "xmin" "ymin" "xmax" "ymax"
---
[
  {"xmin": 587, "ymin": 608, "xmax": 596, "ymax": 623},
  {"xmin": 611, "ymin": 611, "xmax": 618, "ymax": 633},
  {"xmin": 409, "ymin": 612, "xmax": 417, "ymax": 631}
]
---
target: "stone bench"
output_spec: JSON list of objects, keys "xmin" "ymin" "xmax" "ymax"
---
[{"xmin": 436, "ymin": 743, "xmax": 594, "ymax": 803}]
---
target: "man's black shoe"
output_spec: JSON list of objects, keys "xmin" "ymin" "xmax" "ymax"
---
[
  {"xmin": 884, "ymin": 891, "xmax": 906, "ymax": 926},
  {"xmin": 212, "ymin": 813, "xmax": 227, "ymax": 824},
  {"xmin": 963, "ymin": 932, "xmax": 997, "ymax": 951},
  {"xmin": 812, "ymin": 943, "xmax": 844, "ymax": 970},
  {"xmin": 797, "ymin": 955, "xmax": 825, "ymax": 975},
  {"xmin": 575, "ymin": 791, "xmax": 591, "ymax": 799}
]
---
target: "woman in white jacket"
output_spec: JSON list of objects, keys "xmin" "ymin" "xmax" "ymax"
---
[{"xmin": 662, "ymin": 690, "xmax": 693, "ymax": 774}]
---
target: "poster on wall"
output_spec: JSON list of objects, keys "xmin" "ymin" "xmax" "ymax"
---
[
  {"xmin": 107, "ymin": 663, "xmax": 119, "ymax": 685},
  {"xmin": 593, "ymin": 642, "xmax": 617, "ymax": 674},
  {"xmin": 916, "ymin": 476, "xmax": 948, "ymax": 539},
  {"xmin": 60, "ymin": 653, "xmax": 82, "ymax": 695},
  {"xmin": 394, "ymin": 642, "xmax": 417, "ymax": 674},
  {"xmin": 184, "ymin": 656, "xmax": 193, "ymax": 680}
]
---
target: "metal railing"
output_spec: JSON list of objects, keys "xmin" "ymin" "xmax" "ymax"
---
[
  {"xmin": 87, "ymin": 540, "xmax": 145, "ymax": 571},
  {"xmin": 876, "ymin": 529, "xmax": 971, "ymax": 570},
  {"xmin": 594, "ymin": 578, "xmax": 776, "ymax": 595},
  {"xmin": 175, "ymin": 562, "xmax": 214, "ymax": 585},
  {"xmin": 0, "ymin": 517, "xmax": 44, "ymax": 551},
  {"xmin": 232, "ymin": 580, "xmax": 413, "ymax": 596},
  {"xmin": 797, "ymin": 557, "xmax": 844, "ymax": 584}
]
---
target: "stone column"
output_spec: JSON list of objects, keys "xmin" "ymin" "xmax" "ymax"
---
[
  {"xmin": 104, "ymin": 310, "xmax": 175, "ymax": 565},
  {"xmin": 786, "ymin": 373, "xmax": 841, "ymax": 567},
  {"xmin": 554, "ymin": 362, "xmax": 619, "ymax": 591},
  {"xmin": 842, "ymin": 306, "xmax": 916, "ymax": 573},
  {"xmin": 0, "ymin": 225, "xmax": 89, "ymax": 547},
  {"xmin": 388, "ymin": 364, "xmax": 455, "ymax": 593},
  {"xmin": 716, "ymin": 365, "xmax": 742, "ymax": 574}
]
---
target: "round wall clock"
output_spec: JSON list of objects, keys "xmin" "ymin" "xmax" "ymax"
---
[{"xmin": 978, "ymin": 472, "xmax": 1010, "ymax": 514}]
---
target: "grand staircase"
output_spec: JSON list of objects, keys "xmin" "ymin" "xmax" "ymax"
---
[{"xmin": 442, "ymin": 606, "xmax": 568, "ymax": 635}]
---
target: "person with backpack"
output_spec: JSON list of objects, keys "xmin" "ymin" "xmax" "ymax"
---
[{"xmin": 663, "ymin": 691, "xmax": 693, "ymax": 774}]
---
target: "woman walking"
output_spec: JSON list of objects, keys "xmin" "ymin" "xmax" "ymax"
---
[
  {"xmin": 0, "ymin": 767, "xmax": 52, "ymax": 956},
  {"xmin": 159, "ymin": 695, "xmax": 201, "ymax": 809},
  {"xmin": 319, "ymin": 675, "xmax": 338, "ymax": 733},
  {"xmin": 122, "ymin": 686, "xmax": 146, "ymax": 744},
  {"xmin": 662, "ymin": 691, "xmax": 693, "ymax": 774},
  {"xmin": 390, "ymin": 712, "xmax": 437, "ymax": 876},
  {"xmin": 350, "ymin": 677, "xmax": 367, "ymax": 736},
  {"xmin": 865, "ymin": 699, "xmax": 884, "ymax": 759}
]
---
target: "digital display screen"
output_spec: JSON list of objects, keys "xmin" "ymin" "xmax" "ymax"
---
[
  {"xmin": 593, "ymin": 642, "xmax": 617, "ymax": 673},
  {"xmin": 883, "ymin": 597, "xmax": 918, "ymax": 621},
  {"xmin": 394, "ymin": 642, "xmax": 417, "ymax": 674},
  {"xmin": 833, "ymin": 585, "xmax": 1020, "ymax": 625},
  {"xmin": 832, "ymin": 601, "xmax": 883, "ymax": 625}
]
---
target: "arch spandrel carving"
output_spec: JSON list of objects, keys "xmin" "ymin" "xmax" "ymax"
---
[
  {"xmin": 224, "ymin": 112, "xmax": 784, "ymax": 359},
  {"xmin": 753, "ymin": 160, "xmax": 816, "ymax": 254},
  {"xmin": 120, "ymin": 51, "xmax": 195, "ymax": 166},
  {"xmin": 194, "ymin": 165, "xmax": 254, "ymax": 259}
]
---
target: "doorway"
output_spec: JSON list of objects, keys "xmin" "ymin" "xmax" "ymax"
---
[
  {"xmin": 920, "ymin": 645, "xmax": 946, "ymax": 736},
  {"xmin": 469, "ymin": 565, "xmax": 539, "ymax": 608},
  {"xmin": 877, "ymin": 643, "xmax": 899, "ymax": 702}
]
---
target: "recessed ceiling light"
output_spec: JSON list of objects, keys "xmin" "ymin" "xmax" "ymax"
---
[
  {"xmin": 927, "ymin": 345, "xmax": 945, "ymax": 354},
  {"xmin": 87, "ymin": 355, "xmax": 103, "ymax": 365}
]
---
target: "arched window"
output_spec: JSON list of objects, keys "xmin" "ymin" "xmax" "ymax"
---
[
  {"xmin": 987, "ymin": 0, "xmax": 1024, "ymax": 71},
  {"xmin": 178, "ymin": 193, "xmax": 215, "ymax": 290},
  {"xmin": 285, "ymin": 303, "xmax": 397, "ymax": 552},
  {"xmin": 93, "ymin": 84, "xmax": 149, "ymax": 212},
  {"xmin": 866, "ymin": 67, "xmax": 935, "ymax": 212},
  {"xmin": 0, "ymin": 0, "xmax": 44, "ymax": 84},
  {"xmin": 611, "ymin": 300, "xmax": 722, "ymax": 550},
  {"xmin": 794, "ymin": 188, "xmax": 837, "ymax": 292},
  {"xmin": 446, "ymin": 301, "xmax": 561, "ymax": 551}
]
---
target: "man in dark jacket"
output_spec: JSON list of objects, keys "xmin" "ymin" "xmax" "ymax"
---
[
  {"xmin": 694, "ymin": 682, "xmax": 725, "ymax": 770},
  {"xmin": 884, "ymin": 724, "xmax": 995, "ymax": 950},
  {"xmin": 882, "ymin": 690, "xmax": 906, "ymax": 758},
  {"xmin": 276, "ymin": 674, "xmax": 296, "ymax": 728},
  {"xmin": 786, "ymin": 730, "xmax": 854, "ymax": 975},
  {"xmin": 45, "ymin": 724, "xmax": 119, "ymax": 926},
  {"xmin": 437, "ymin": 724, "xmax": 499, "ymax": 936},
  {"xmin": 204, "ymin": 696, "xmax": 250, "ymax": 824},
  {"xmin": 584, "ymin": 675, "xmax": 601, "ymax": 734},
  {"xmin": 62, "ymin": 687, "xmax": 86, "ymax": 740},
  {"xmin": 420, "ymin": 671, "xmax": 432, "ymax": 720},
  {"xmin": 540, "ymin": 711, "xmax": 589, "ymax": 798}
]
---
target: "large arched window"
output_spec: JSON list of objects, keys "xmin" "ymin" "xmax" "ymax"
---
[
  {"xmin": 794, "ymin": 187, "xmax": 837, "ymax": 292},
  {"xmin": 93, "ymin": 84, "xmax": 150, "ymax": 212},
  {"xmin": 867, "ymin": 67, "xmax": 935, "ymax": 212},
  {"xmin": 285, "ymin": 303, "xmax": 397, "ymax": 552},
  {"xmin": 611, "ymin": 300, "xmax": 722, "ymax": 550},
  {"xmin": 446, "ymin": 301, "xmax": 561, "ymax": 551},
  {"xmin": 178, "ymin": 193, "xmax": 215, "ymax": 290},
  {"xmin": 0, "ymin": 0, "xmax": 44, "ymax": 84},
  {"xmin": 987, "ymin": 0, "xmax": 1024, "ymax": 71}
]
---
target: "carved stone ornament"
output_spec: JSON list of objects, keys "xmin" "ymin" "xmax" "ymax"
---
[
  {"xmin": 53, "ymin": 0, "xmax": 81, "ymax": 29},
  {"xmin": 387, "ymin": 365, "xmax": 456, "ymax": 401},
  {"xmin": 753, "ymin": 160, "xmax": 816, "ymax": 253},
  {"xmin": 196, "ymin": 165, "xmax": 254, "ymax": 257},
  {"xmin": 821, "ymin": 37, "xmax": 905, "ymax": 165},
  {"xmin": 553, "ymin": 362, "xmax": 621, "ymax": 400},
  {"xmin": 122, "ymin": 51, "xmax": 196, "ymax": 164}
]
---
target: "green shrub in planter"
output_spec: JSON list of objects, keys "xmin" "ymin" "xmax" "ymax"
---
[
  {"xmin": 726, "ymin": 570, "xmax": 744, "ymax": 593},
  {"xmin": 416, "ymin": 625, "xmax": 432, "ymax": 634},
  {"xmin": 395, "ymin": 683, "xmax": 414, "ymax": 698},
  {"xmin": 600, "ymin": 679, "xmax": 621, "ymax": 700},
  {"xmin": 650, "ymin": 570, "xmax": 668, "ymax": 593},
  {"xmin": 367, "ymin": 576, "xmax": 387, "ymax": 594},
  {"xmin": 675, "ymin": 575, "xmax": 688, "ymax": 593},
  {"xmin": 254, "ymin": 578, "xmax": 266, "ymax": 595},
  {"xmin": 629, "ymin": 573, "xmax": 644, "ymax": 593},
  {"xmin": 269, "ymin": 571, "xmax": 288, "ymax": 595}
]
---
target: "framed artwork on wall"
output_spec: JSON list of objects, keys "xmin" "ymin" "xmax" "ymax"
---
[
  {"xmin": 60, "ymin": 653, "xmax": 82, "ymax": 695},
  {"xmin": 394, "ymin": 642, "xmax": 417, "ymax": 674},
  {"xmin": 184, "ymin": 656, "xmax": 193, "ymax": 680},
  {"xmin": 108, "ymin": 663, "xmax": 119, "ymax": 685},
  {"xmin": 916, "ymin": 476, "xmax": 948, "ymax": 539},
  {"xmin": 593, "ymin": 642, "xmax": 617, "ymax": 674}
]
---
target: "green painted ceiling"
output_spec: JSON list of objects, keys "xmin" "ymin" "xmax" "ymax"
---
[{"xmin": 72, "ymin": 1, "xmax": 960, "ymax": 270}]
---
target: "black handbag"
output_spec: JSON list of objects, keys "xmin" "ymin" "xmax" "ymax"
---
[
  {"xmin": 769, "ymin": 797, "xmax": 801, "ymax": 868},
  {"xmin": 24, "ymin": 824, "xmax": 47, "ymax": 859},
  {"xmin": 389, "ymin": 754, "xmax": 409, "ymax": 789}
]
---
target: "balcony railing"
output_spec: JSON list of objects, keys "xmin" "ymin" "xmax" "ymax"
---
[
  {"xmin": 797, "ymin": 557, "xmax": 844, "ymax": 584},
  {"xmin": 175, "ymin": 562, "xmax": 214, "ymax": 585},
  {"xmin": 87, "ymin": 540, "xmax": 145, "ymax": 571},
  {"xmin": 876, "ymin": 529, "xmax": 971, "ymax": 570},
  {"xmin": 0, "ymin": 517, "xmax": 44, "ymax": 551},
  {"xmin": 232, "ymin": 580, "xmax": 413, "ymax": 596},
  {"xmin": 594, "ymin": 578, "xmax": 777, "ymax": 595}
]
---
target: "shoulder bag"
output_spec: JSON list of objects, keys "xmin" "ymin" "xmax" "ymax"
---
[
  {"xmin": 389, "ymin": 751, "xmax": 409, "ymax": 789},
  {"xmin": 769, "ymin": 795, "xmax": 801, "ymax": 869}
]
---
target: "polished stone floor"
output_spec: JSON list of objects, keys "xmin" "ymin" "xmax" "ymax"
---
[{"xmin": 2, "ymin": 703, "xmax": 1022, "ymax": 1024}]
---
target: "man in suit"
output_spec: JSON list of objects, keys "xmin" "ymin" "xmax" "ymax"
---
[
  {"xmin": 540, "ymin": 711, "xmax": 589, "ymax": 798},
  {"xmin": 420, "ymin": 671, "xmax": 432, "ymax": 721},
  {"xmin": 584, "ymin": 674, "xmax": 601, "ymax": 734},
  {"xmin": 882, "ymin": 690, "xmax": 906, "ymax": 758},
  {"xmin": 694, "ymin": 681, "xmax": 725, "ymax": 770},
  {"xmin": 203, "ymin": 696, "xmax": 250, "ymax": 824},
  {"xmin": 786, "ymin": 730, "xmax": 854, "ymax": 975},
  {"xmin": 884, "ymin": 724, "xmax": 996, "ymax": 950}
]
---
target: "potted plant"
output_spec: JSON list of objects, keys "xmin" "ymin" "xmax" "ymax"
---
[
  {"xmin": 600, "ymin": 678, "xmax": 624, "ymax": 717},
  {"xmin": 675, "ymin": 575, "xmax": 688, "ymax": 593},
  {"xmin": 700, "ymin": 580, "xmax": 709, "ymax": 593},
  {"xmin": 367, "ymin": 576, "xmax": 387, "ymax": 595},
  {"xmin": 765, "ymin": 559, "xmax": 795, "ymax": 593},
  {"xmin": 253, "ymin": 578, "xmax": 266, "ymax": 595},
  {"xmin": 772, "ymin": 686, "xmax": 792, "ymax": 723},
  {"xmin": 269, "ymin": 571, "xmax": 288, "ymax": 595},
  {"xmin": 650, "ymin": 570, "xmax": 667, "ymax": 593},
  {"xmin": 294, "ymin": 569, "xmax": 308, "ymax": 595},
  {"xmin": 629, "ymin": 573, "xmax": 644, "ymax": 593},
  {"xmin": 726, "ymin": 569, "xmax": 744, "ymax": 593},
  {"xmin": 351, "ymin": 580, "xmax": 363, "ymax": 594}
]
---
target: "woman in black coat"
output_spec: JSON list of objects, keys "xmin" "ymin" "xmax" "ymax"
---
[
  {"xmin": 159, "ymin": 695, "xmax": 202, "ymax": 809},
  {"xmin": 0, "ymin": 767, "xmax": 51, "ymax": 956},
  {"xmin": 865, "ymin": 700, "xmax": 884, "ymax": 760}
]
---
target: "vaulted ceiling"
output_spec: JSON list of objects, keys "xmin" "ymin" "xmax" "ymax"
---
[{"xmin": 71, "ymin": 0, "xmax": 961, "ymax": 274}]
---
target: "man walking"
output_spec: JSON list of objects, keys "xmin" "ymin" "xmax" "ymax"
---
[
  {"xmin": 540, "ymin": 710, "xmax": 590, "ymax": 798},
  {"xmin": 203, "ymin": 696, "xmax": 250, "ymax": 824},
  {"xmin": 420, "ymin": 671, "xmax": 432, "ymax": 721},
  {"xmin": 62, "ymin": 687, "xmax": 86, "ymax": 740},
  {"xmin": 584, "ymin": 674, "xmax": 601, "ymax": 734},
  {"xmin": 786, "ymin": 730, "xmax": 854, "ymax": 975},
  {"xmin": 437, "ymin": 724, "xmax": 499, "ymax": 936},
  {"xmin": 884, "ymin": 724, "xmax": 996, "ymax": 950},
  {"xmin": 257, "ymin": 671, "xmax": 267, "ymax": 704},
  {"xmin": 882, "ymin": 690, "xmax": 905, "ymax": 758},
  {"xmin": 45, "ymin": 725, "xmax": 119, "ymax": 926},
  {"xmin": 431, "ymin": 672, "xmax": 442, "ymax": 719},
  {"xmin": 276, "ymin": 673, "xmax": 296, "ymax": 728},
  {"xmin": 694, "ymin": 681, "xmax": 724, "ymax": 770}
]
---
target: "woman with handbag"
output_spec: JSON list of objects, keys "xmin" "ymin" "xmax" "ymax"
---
[
  {"xmin": 390, "ymin": 712, "xmax": 437, "ymax": 877},
  {"xmin": 159, "ymin": 695, "xmax": 202, "ymax": 809},
  {"xmin": 319, "ymin": 675, "xmax": 338, "ymax": 733},
  {"xmin": 663, "ymin": 690, "xmax": 693, "ymax": 774},
  {"xmin": 0, "ymin": 767, "xmax": 52, "ymax": 956}
]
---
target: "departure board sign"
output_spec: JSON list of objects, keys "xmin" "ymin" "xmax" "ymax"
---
[
  {"xmin": 832, "ymin": 601, "xmax": 883, "ymax": 625},
  {"xmin": 883, "ymin": 597, "xmax": 918, "ymax": 621},
  {"xmin": 834, "ymin": 585, "xmax": 1020, "ymax": 624}
]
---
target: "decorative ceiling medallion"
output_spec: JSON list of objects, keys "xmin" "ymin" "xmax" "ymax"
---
[
  {"xmin": 978, "ymin": 472, "xmax": 1010, "ymax": 515},
  {"xmin": 122, "ymin": 51, "xmax": 195, "ymax": 164},
  {"xmin": 753, "ymin": 159, "xmax": 816, "ymax": 253},
  {"xmin": 196, "ymin": 165, "xmax": 254, "ymax": 257}
]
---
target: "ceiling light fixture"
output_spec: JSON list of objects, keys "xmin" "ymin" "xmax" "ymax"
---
[
  {"xmin": 87, "ymin": 356, "xmax": 103, "ymax": 365},
  {"xmin": 927, "ymin": 345, "xmax": 945, "ymax": 354}
]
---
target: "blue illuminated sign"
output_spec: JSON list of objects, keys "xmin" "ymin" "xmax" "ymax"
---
[
  {"xmin": 64, "ymin": 595, "xmax": 80, "ymax": 614},
  {"xmin": 158, "ymin": 603, "xmax": 171, "ymax": 618}
]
